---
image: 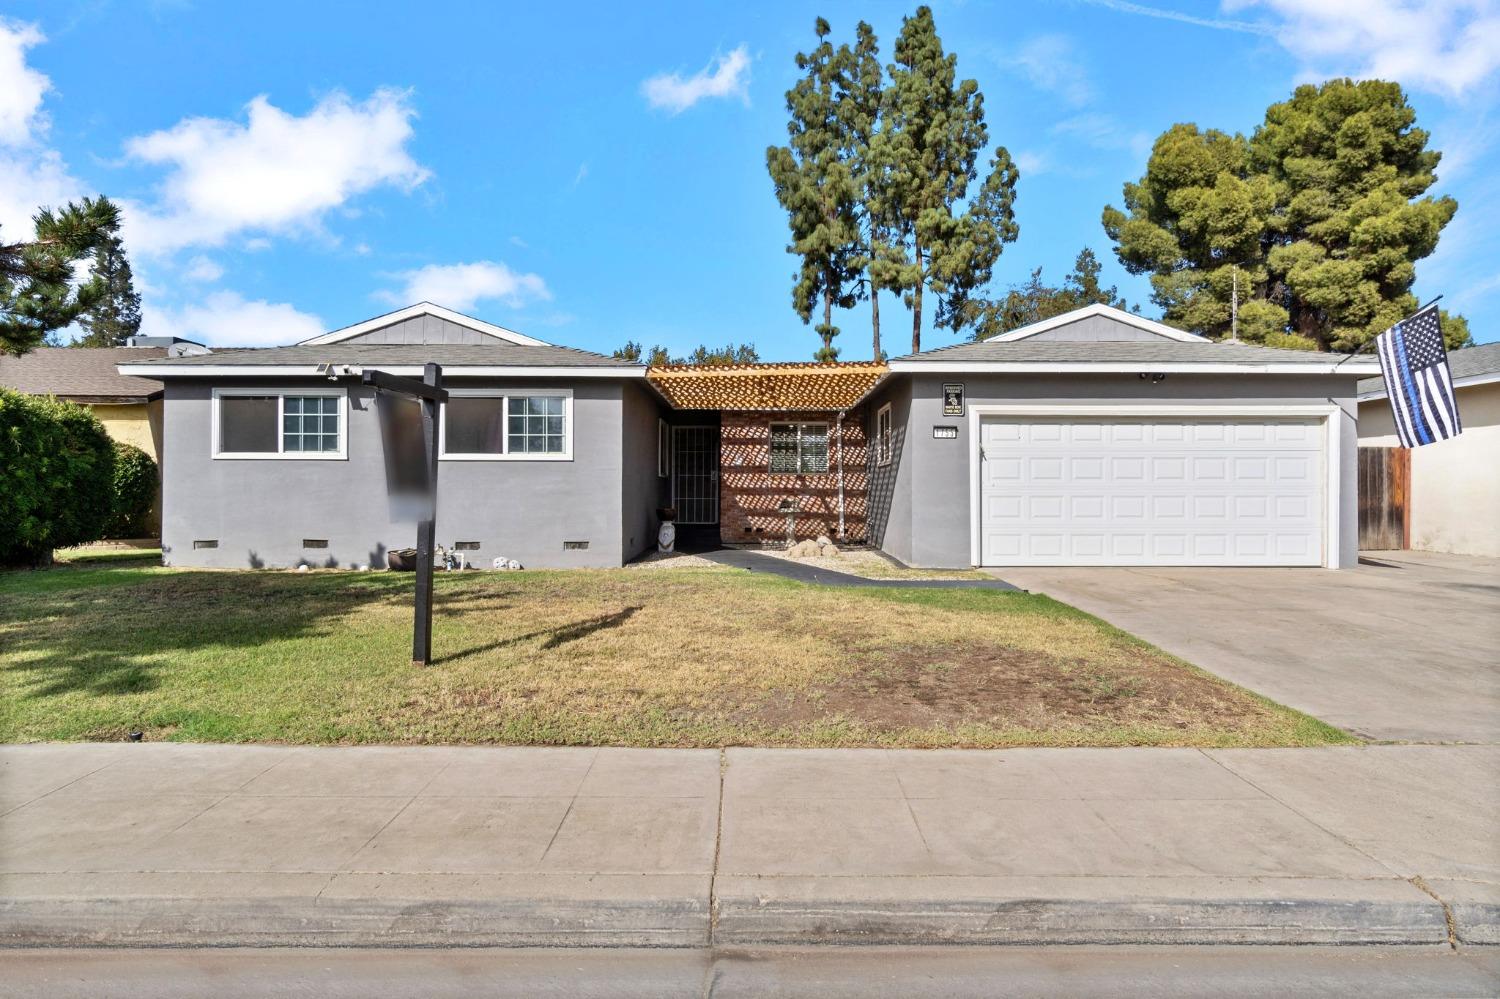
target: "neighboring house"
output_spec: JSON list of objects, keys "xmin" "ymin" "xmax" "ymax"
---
[
  {"xmin": 1356, "ymin": 341, "xmax": 1500, "ymax": 557},
  {"xmin": 0, "ymin": 337, "xmax": 208, "ymax": 536},
  {"xmin": 121, "ymin": 301, "xmax": 1380, "ymax": 571},
  {"xmin": 866, "ymin": 304, "xmax": 1377, "ymax": 569}
]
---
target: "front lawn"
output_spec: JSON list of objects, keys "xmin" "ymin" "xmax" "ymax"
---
[{"xmin": 0, "ymin": 561, "xmax": 1351, "ymax": 747}]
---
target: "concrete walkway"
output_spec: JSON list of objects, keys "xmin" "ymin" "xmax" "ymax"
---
[
  {"xmin": 3, "ymin": 743, "xmax": 1496, "ymax": 948},
  {"xmin": 1000, "ymin": 551, "xmax": 1500, "ymax": 743},
  {"xmin": 700, "ymin": 548, "xmax": 1019, "ymax": 590}
]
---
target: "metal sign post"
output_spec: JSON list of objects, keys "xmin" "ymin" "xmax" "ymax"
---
[{"xmin": 364, "ymin": 362, "xmax": 447, "ymax": 666}]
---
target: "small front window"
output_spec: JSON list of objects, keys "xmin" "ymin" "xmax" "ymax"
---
[
  {"xmin": 439, "ymin": 391, "xmax": 572, "ymax": 460},
  {"xmin": 283, "ymin": 395, "xmax": 341, "ymax": 453},
  {"xmin": 769, "ymin": 422, "xmax": 829, "ymax": 474},
  {"xmin": 214, "ymin": 390, "xmax": 344, "ymax": 459},
  {"xmin": 876, "ymin": 403, "xmax": 893, "ymax": 466},
  {"xmin": 507, "ymin": 395, "xmax": 566, "ymax": 454}
]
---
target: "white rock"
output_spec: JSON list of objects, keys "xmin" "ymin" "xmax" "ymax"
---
[
  {"xmin": 820, "ymin": 544, "xmax": 840, "ymax": 557},
  {"xmin": 816, "ymin": 535, "xmax": 833, "ymax": 547},
  {"xmin": 295, "ymin": 564, "xmax": 309, "ymax": 573}
]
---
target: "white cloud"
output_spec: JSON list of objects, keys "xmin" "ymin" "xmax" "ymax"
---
[
  {"xmin": 0, "ymin": 21, "xmax": 83, "ymax": 239},
  {"xmin": 1004, "ymin": 35, "xmax": 1094, "ymax": 107},
  {"xmin": 377, "ymin": 260, "xmax": 551, "ymax": 312},
  {"xmin": 123, "ymin": 88, "xmax": 430, "ymax": 254},
  {"xmin": 181, "ymin": 255, "xmax": 223, "ymax": 282},
  {"xmin": 0, "ymin": 18, "xmax": 49, "ymax": 146},
  {"xmin": 1051, "ymin": 113, "xmax": 1153, "ymax": 156},
  {"xmin": 1014, "ymin": 150, "xmax": 1052, "ymax": 177},
  {"xmin": 642, "ymin": 46, "xmax": 751, "ymax": 114},
  {"xmin": 1078, "ymin": 0, "xmax": 1274, "ymax": 34},
  {"xmin": 1225, "ymin": 0, "xmax": 1500, "ymax": 98},
  {"xmin": 141, "ymin": 290, "xmax": 325, "ymax": 347}
]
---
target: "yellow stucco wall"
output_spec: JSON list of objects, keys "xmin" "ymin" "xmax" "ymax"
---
[
  {"xmin": 89, "ymin": 400, "xmax": 164, "ymax": 537},
  {"xmin": 92, "ymin": 401, "xmax": 162, "ymax": 461},
  {"xmin": 1358, "ymin": 381, "xmax": 1500, "ymax": 557}
]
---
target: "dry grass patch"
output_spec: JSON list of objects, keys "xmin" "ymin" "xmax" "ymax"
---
[{"xmin": 0, "ymin": 563, "xmax": 1350, "ymax": 747}]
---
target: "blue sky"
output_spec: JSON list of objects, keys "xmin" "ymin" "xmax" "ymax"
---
[{"xmin": 2, "ymin": 0, "xmax": 1495, "ymax": 357}]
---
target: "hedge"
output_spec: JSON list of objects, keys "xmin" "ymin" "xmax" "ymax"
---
[
  {"xmin": 108, "ymin": 441, "xmax": 158, "ymax": 538},
  {"xmin": 0, "ymin": 388, "xmax": 117, "ymax": 565}
]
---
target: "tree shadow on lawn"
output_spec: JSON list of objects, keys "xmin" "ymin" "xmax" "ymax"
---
[{"xmin": 3, "ymin": 570, "xmax": 419, "ymax": 700}]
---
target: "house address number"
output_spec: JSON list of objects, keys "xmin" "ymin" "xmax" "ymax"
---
[{"xmin": 933, "ymin": 425, "xmax": 958, "ymax": 439}]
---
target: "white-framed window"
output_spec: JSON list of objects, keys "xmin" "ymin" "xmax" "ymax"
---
[
  {"xmin": 439, "ymin": 388, "xmax": 573, "ymax": 461},
  {"xmin": 876, "ymin": 402, "xmax": 893, "ymax": 466},
  {"xmin": 769, "ymin": 422, "xmax": 829, "ymax": 474},
  {"xmin": 212, "ymin": 387, "xmax": 347, "ymax": 460},
  {"xmin": 657, "ymin": 419, "xmax": 671, "ymax": 477}
]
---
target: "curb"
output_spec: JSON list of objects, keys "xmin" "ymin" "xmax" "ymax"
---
[{"xmin": 1, "ymin": 883, "xmax": 1468, "ymax": 948}]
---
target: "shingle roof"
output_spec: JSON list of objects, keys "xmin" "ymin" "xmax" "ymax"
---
[
  {"xmin": 120, "ymin": 342, "xmax": 636, "ymax": 369},
  {"xmin": 894, "ymin": 340, "xmax": 1350, "ymax": 365},
  {"xmin": 0, "ymin": 347, "xmax": 167, "ymax": 400},
  {"xmin": 1358, "ymin": 341, "xmax": 1500, "ymax": 395},
  {"xmin": 647, "ymin": 362, "xmax": 887, "ymax": 411}
]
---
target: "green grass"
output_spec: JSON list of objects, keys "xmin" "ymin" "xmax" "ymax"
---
[{"xmin": 0, "ymin": 561, "xmax": 1354, "ymax": 748}]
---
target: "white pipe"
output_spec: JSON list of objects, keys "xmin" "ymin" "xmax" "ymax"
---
[{"xmin": 836, "ymin": 410, "xmax": 846, "ymax": 539}]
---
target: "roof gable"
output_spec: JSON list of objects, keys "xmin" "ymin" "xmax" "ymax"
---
[
  {"xmin": 298, "ymin": 303, "xmax": 549, "ymax": 347},
  {"xmin": 988, "ymin": 304, "xmax": 1207, "ymax": 343}
]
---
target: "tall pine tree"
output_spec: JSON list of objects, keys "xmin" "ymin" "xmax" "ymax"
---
[
  {"xmin": 73, "ymin": 232, "xmax": 142, "ymax": 347},
  {"xmin": 1, "ymin": 197, "xmax": 121, "ymax": 356},
  {"xmin": 840, "ymin": 20, "xmax": 892, "ymax": 361},
  {"xmin": 871, "ymin": 6, "xmax": 1018, "ymax": 353},
  {"xmin": 767, "ymin": 18, "xmax": 862, "ymax": 361}
]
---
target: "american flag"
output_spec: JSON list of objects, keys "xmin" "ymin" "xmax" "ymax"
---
[{"xmin": 1374, "ymin": 304, "xmax": 1463, "ymax": 448}]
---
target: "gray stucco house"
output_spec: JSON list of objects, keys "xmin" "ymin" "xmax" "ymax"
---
[{"xmin": 120, "ymin": 301, "xmax": 1379, "ymax": 571}]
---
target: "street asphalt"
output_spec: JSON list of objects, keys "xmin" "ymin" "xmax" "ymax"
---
[{"xmin": 2, "ymin": 742, "xmax": 1496, "ymax": 948}]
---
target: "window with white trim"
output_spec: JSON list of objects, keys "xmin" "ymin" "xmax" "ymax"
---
[
  {"xmin": 876, "ymin": 403, "xmax": 893, "ymax": 466},
  {"xmin": 213, "ymin": 389, "xmax": 346, "ymax": 459},
  {"xmin": 439, "ymin": 390, "xmax": 572, "ymax": 460},
  {"xmin": 769, "ymin": 422, "xmax": 829, "ymax": 474}
]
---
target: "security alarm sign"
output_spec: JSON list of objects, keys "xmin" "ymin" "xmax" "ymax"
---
[{"xmin": 942, "ymin": 382, "xmax": 965, "ymax": 417}]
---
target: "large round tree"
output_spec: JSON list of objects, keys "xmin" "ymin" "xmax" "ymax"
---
[{"xmin": 1103, "ymin": 79, "xmax": 1469, "ymax": 351}]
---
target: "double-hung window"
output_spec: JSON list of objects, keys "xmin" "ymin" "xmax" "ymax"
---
[
  {"xmin": 440, "ymin": 389, "xmax": 572, "ymax": 460},
  {"xmin": 213, "ymin": 389, "xmax": 346, "ymax": 459},
  {"xmin": 769, "ymin": 422, "xmax": 829, "ymax": 474}
]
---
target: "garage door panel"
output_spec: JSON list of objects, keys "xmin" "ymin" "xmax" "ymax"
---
[{"xmin": 980, "ymin": 416, "xmax": 1324, "ymax": 567}]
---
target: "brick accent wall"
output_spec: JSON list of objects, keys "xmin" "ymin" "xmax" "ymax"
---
[{"xmin": 719, "ymin": 409, "xmax": 868, "ymax": 545}]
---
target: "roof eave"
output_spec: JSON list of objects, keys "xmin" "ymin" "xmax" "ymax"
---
[
  {"xmin": 117, "ymin": 363, "xmax": 647, "ymax": 378},
  {"xmin": 887, "ymin": 360, "xmax": 1383, "ymax": 375}
]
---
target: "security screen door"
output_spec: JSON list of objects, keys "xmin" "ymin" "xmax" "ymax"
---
[{"xmin": 672, "ymin": 425, "xmax": 719, "ymax": 525}]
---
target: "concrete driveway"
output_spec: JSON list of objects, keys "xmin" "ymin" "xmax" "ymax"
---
[{"xmin": 1001, "ymin": 551, "xmax": 1500, "ymax": 744}]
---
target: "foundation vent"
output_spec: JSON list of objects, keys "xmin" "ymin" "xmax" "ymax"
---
[
  {"xmin": 192, "ymin": 539, "xmax": 218, "ymax": 549},
  {"xmin": 302, "ymin": 539, "xmax": 329, "ymax": 549},
  {"xmin": 454, "ymin": 541, "xmax": 481, "ymax": 551},
  {"xmin": 563, "ymin": 540, "xmax": 590, "ymax": 551}
]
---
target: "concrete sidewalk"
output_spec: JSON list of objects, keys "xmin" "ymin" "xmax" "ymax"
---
[{"xmin": 2, "ymin": 743, "xmax": 1497, "ymax": 948}]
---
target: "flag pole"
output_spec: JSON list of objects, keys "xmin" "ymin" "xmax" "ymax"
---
[{"xmin": 1332, "ymin": 295, "xmax": 1443, "ymax": 371}]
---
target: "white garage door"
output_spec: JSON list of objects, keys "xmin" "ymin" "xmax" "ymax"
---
[{"xmin": 979, "ymin": 415, "xmax": 1325, "ymax": 567}]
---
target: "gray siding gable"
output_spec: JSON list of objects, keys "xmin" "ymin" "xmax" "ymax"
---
[
  {"xmin": 1014, "ymin": 313, "xmax": 1164, "ymax": 342},
  {"xmin": 342, "ymin": 314, "xmax": 505, "ymax": 345}
]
